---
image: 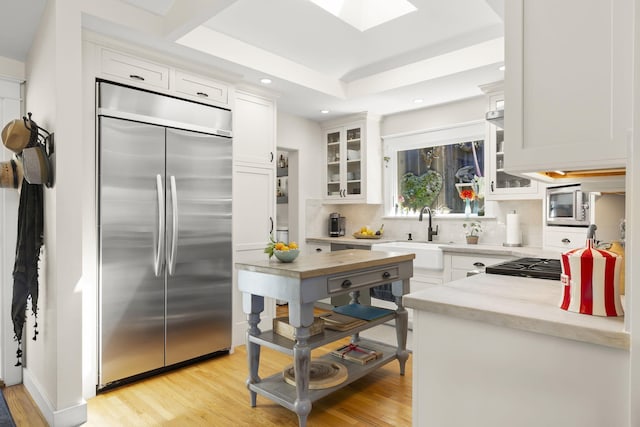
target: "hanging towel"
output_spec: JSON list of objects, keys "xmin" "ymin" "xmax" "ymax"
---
[{"xmin": 11, "ymin": 179, "xmax": 43, "ymax": 365}]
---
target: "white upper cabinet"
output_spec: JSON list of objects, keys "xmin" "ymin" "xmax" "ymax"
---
[
  {"xmin": 173, "ymin": 70, "xmax": 229, "ymax": 106},
  {"xmin": 483, "ymin": 86, "xmax": 542, "ymax": 200},
  {"xmin": 233, "ymin": 91, "xmax": 276, "ymax": 167},
  {"xmin": 322, "ymin": 113, "xmax": 382, "ymax": 204},
  {"xmin": 504, "ymin": 0, "xmax": 633, "ymax": 172},
  {"xmin": 101, "ymin": 48, "xmax": 170, "ymax": 90}
]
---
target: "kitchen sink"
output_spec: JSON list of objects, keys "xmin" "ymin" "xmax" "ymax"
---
[{"xmin": 371, "ymin": 241, "xmax": 445, "ymax": 270}]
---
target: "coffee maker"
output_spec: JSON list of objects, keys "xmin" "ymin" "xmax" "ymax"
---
[{"xmin": 328, "ymin": 213, "xmax": 346, "ymax": 237}]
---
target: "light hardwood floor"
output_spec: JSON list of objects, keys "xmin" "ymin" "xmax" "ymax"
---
[{"xmin": 2, "ymin": 308, "xmax": 412, "ymax": 426}]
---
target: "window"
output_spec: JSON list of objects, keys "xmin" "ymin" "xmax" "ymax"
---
[{"xmin": 383, "ymin": 121, "xmax": 486, "ymax": 217}]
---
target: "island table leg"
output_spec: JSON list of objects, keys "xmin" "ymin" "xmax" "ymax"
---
[
  {"xmin": 289, "ymin": 302, "xmax": 315, "ymax": 426},
  {"xmin": 244, "ymin": 293, "xmax": 264, "ymax": 407},
  {"xmin": 393, "ymin": 280, "xmax": 410, "ymax": 375}
]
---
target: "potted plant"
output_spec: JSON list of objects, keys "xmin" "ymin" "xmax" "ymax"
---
[{"xmin": 463, "ymin": 221, "xmax": 482, "ymax": 244}]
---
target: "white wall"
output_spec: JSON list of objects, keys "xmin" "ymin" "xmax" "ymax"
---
[
  {"xmin": 0, "ymin": 78, "xmax": 23, "ymax": 387},
  {"xmin": 276, "ymin": 112, "xmax": 322, "ymax": 247},
  {"xmin": 22, "ymin": 0, "xmax": 86, "ymax": 425},
  {"xmin": 382, "ymin": 96, "xmax": 487, "ymax": 136}
]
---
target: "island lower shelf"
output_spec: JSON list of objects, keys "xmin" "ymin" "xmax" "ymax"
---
[
  {"xmin": 249, "ymin": 313, "xmax": 397, "ymax": 354},
  {"xmin": 249, "ymin": 339, "xmax": 398, "ymax": 410}
]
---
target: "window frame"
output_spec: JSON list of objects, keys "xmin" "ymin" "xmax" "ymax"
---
[{"xmin": 382, "ymin": 120, "xmax": 486, "ymax": 217}]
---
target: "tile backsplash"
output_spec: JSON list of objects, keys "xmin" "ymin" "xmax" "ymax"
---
[{"xmin": 306, "ymin": 199, "xmax": 544, "ymax": 247}]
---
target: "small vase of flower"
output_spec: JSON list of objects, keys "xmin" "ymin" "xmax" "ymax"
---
[
  {"xmin": 463, "ymin": 221, "xmax": 482, "ymax": 244},
  {"xmin": 459, "ymin": 188, "xmax": 475, "ymax": 218}
]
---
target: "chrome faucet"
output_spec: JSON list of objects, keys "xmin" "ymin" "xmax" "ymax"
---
[{"xmin": 418, "ymin": 206, "xmax": 439, "ymax": 242}]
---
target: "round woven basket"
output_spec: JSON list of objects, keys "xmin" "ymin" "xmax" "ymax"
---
[{"xmin": 283, "ymin": 360, "xmax": 348, "ymax": 390}]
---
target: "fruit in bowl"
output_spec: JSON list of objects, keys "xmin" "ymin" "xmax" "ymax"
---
[
  {"xmin": 274, "ymin": 249, "xmax": 300, "ymax": 263},
  {"xmin": 265, "ymin": 238, "xmax": 300, "ymax": 262}
]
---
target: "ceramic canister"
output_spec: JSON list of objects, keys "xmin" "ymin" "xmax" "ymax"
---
[{"xmin": 560, "ymin": 239, "xmax": 623, "ymax": 316}]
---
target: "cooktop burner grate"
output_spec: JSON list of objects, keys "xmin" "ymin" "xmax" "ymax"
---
[{"xmin": 485, "ymin": 257, "xmax": 561, "ymax": 281}]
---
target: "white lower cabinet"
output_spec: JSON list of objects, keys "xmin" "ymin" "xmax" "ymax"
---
[
  {"xmin": 232, "ymin": 165, "xmax": 276, "ymax": 347},
  {"xmin": 543, "ymin": 227, "xmax": 588, "ymax": 253},
  {"xmin": 445, "ymin": 253, "xmax": 514, "ymax": 282}
]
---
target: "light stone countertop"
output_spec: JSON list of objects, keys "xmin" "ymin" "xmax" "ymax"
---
[
  {"xmin": 438, "ymin": 243, "xmax": 560, "ymax": 259},
  {"xmin": 307, "ymin": 237, "xmax": 559, "ymax": 258},
  {"xmin": 403, "ymin": 273, "xmax": 629, "ymax": 350},
  {"xmin": 306, "ymin": 236, "xmax": 394, "ymax": 246},
  {"xmin": 235, "ymin": 249, "xmax": 414, "ymax": 279}
]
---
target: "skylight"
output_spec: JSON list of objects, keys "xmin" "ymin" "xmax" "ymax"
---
[{"xmin": 308, "ymin": 0, "xmax": 417, "ymax": 32}]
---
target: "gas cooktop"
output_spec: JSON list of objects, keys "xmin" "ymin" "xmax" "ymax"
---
[{"xmin": 485, "ymin": 257, "xmax": 562, "ymax": 281}]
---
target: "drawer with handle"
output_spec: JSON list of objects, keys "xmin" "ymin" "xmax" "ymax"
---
[
  {"xmin": 451, "ymin": 255, "xmax": 512, "ymax": 271},
  {"xmin": 327, "ymin": 266, "xmax": 399, "ymax": 294},
  {"xmin": 174, "ymin": 70, "xmax": 228, "ymax": 105},
  {"xmin": 101, "ymin": 48, "xmax": 169, "ymax": 89}
]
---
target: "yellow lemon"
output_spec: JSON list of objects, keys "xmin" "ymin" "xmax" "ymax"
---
[{"xmin": 289, "ymin": 242, "xmax": 298, "ymax": 249}]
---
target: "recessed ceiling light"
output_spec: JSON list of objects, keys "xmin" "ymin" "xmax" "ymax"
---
[
  {"xmin": 498, "ymin": 65, "xmax": 505, "ymax": 71},
  {"xmin": 260, "ymin": 78, "xmax": 272, "ymax": 84},
  {"xmin": 309, "ymin": 0, "xmax": 417, "ymax": 32},
  {"xmin": 320, "ymin": 110, "xmax": 330, "ymax": 114},
  {"xmin": 413, "ymin": 98, "xmax": 424, "ymax": 104}
]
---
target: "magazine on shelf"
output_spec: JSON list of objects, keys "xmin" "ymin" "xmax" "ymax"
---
[
  {"xmin": 319, "ymin": 312, "xmax": 367, "ymax": 331},
  {"xmin": 272, "ymin": 316, "xmax": 324, "ymax": 340},
  {"xmin": 330, "ymin": 343, "xmax": 383, "ymax": 365}
]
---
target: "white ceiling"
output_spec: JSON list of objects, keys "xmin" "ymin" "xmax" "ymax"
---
[{"xmin": 0, "ymin": 0, "xmax": 505, "ymax": 121}]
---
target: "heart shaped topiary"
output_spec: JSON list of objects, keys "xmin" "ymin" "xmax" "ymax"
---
[{"xmin": 400, "ymin": 170, "xmax": 443, "ymax": 212}]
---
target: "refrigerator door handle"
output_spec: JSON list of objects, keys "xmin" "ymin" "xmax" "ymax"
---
[
  {"xmin": 168, "ymin": 175, "xmax": 179, "ymax": 276},
  {"xmin": 154, "ymin": 174, "xmax": 165, "ymax": 276}
]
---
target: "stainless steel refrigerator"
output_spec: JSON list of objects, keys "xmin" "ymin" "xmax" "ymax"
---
[{"xmin": 97, "ymin": 81, "xmax": 232, "ymax": 389}]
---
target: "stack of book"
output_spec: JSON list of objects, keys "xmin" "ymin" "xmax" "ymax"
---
[
  {"xmin": 330, "ymin": 343, "xmax": 383, "ymax": 365},
  {"xmin": 319, "ymin": 312, "xmax": 367, "ymax": 332},
  {"xmin": 272, "ymin": 316, "xmax": 324, "ymax": 341}
]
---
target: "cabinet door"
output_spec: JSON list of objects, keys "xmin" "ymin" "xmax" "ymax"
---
[
  {"xmin": 504, "ymin": 0, "xmax": 632, "ymax": 172},
  {"xmin": 323, "ymin": 122, "xmax": 365, "ymax": 202},
  {"xmin": 234, "ymin": 92, "xmax": 276, "ymax": 166},
  {"xmin": 232, "ymin": 165, "xmax": 276, "ymax": 346},
  {"xmin": 324, "ymin": 127, "xmax": 344, "ymax": 199},
  {"xmin": 485, "ymin": 92, "xmax": 541, "ymax": 200}
]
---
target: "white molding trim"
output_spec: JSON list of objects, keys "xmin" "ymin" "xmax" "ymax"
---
[{"xmin": 24, "ymin": 369, "xmax": 87, "ymax": 427}]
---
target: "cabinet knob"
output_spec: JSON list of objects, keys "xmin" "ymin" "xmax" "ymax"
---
[
  {"xmin": 341, "ymin": 280, "xmax": 352, "ymax": 289},
  {"xmin": 129, "ymin": 74, "xmax": 145, "ymax": 81},
  {"xmin": 196, "ymin": 92, "xmax": 209, "ymax": 98},
  {"xmin": 473, "ymin": 262, "xmax": 485, "ymax": 267},
  {"xmin": 561, "ymin": 238, "xmax": 571, "ymax": 244},
  {"xmin": 382, "ymin": 271, "xmax": 391, "ymax": 279},
  {"xmin": 316, "ymin": 247, "xmax": 323, "ymax": 252}
]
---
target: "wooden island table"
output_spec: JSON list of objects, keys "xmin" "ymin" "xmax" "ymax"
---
[{"xmin": 236, "ymin": 249, "xmax": 414, "ymax": 427}]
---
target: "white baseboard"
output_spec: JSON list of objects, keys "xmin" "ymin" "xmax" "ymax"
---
[{"xmin": 23, "ymin": 368, "xmax": 87, "ymax": 427}]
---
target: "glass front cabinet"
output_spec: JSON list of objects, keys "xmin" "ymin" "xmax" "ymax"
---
[
  {"xmin": 323, "ymin": 114, "xmax": 381, "ymax": 204},
  {"xmin": 483, "ymin": 87, "xmax": 542, "ymax": 200}
]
